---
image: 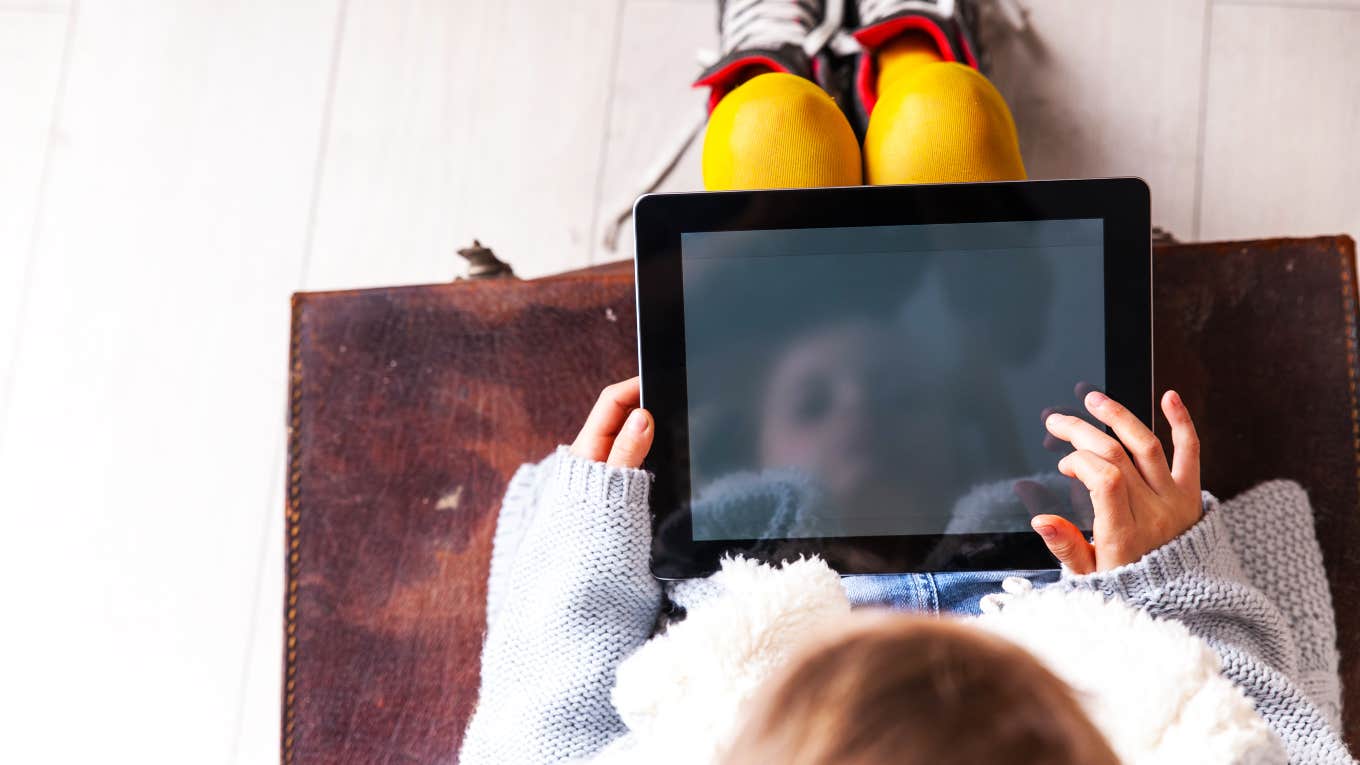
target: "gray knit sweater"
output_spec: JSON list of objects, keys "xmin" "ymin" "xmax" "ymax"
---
[{"xmin": 459, "ymin": 447, "xmax": 1352, "ymax": 764}]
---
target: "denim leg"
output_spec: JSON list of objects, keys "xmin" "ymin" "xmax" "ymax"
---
[
  {"xmin": 842, "ymin": 569, "xmax": 1059, "ymax": 615},
  {"xmin": 932, "ymin": 569, "xmax": 1060, "ymax": 615},
  {"xmin": 842, "ymin": 573, "xmax": 939, "ymax": 612}
]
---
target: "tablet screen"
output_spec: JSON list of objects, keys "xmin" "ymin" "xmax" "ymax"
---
[{"xmin": 679, "ymin": 219, "xmax": 1103, "ymax": 541}]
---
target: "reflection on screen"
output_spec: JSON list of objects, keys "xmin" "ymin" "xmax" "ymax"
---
[{"xmin": 680, "ymin": 219, "xmax": 1104, "ymax": 541}]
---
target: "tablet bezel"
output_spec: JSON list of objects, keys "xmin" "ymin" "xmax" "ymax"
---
[{"xmin": 634, "ymin": 178, "xmax": 1152, "ymax": 580}]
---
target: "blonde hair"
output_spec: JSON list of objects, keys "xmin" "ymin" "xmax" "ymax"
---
[{"xmin": 720, "ymin": 612, "xmax": 1119, "ymax": 765}]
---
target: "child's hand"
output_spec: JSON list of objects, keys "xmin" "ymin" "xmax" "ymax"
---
[
  {"xmin": 569, "ymin": 377, "xmax": 654, "ymax": 468},
  {"xmin": 1032, "ymin": 389, "xmax": 1202, "ymax": 574}
]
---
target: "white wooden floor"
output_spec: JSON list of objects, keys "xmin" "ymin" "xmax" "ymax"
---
[{"xmin": 0, "ymin": 1, "xmax": 1356, "ymax": 762}]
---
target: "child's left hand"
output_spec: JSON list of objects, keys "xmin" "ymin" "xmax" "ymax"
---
[
  {"xmin": 1033, "ymin": 389, "xmax": 1203, "ymax": 574},
  {"xmin": 569, "ymin": 377, "xmax": 655, "ymax": 468}
]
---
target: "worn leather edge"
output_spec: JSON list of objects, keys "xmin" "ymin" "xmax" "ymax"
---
[
  {"xmin": 571, "ymin": 237, "xmax": 1360, "ymax": 281},
  {"xmin": 283, "ymin": 293, "xmax": 304, "ymax": 765},
  {"xmin": 287, "ymin": 272, "xmax": 636, "ymax": 304},
  {"xmin": 1337, "ymin": 237, "xmax": 1360, "ymax": 740},
  {"xmin": 1339, "ymin": 238, "xmax": 1359, "ymax": 501},
  {"xmin": 538, "ymin": 259, "xmax": 633, "ymax": 279}
]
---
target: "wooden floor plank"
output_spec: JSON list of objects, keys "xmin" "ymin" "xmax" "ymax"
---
[
  {"xmin": 1222, "ymin": 0, "xmax": 1360, "ymax": 7},
  {"xmin": 231, "ymin": 451, "xmax": 286, "ymax": 765},
  {"xmin": 303, "ymin": 0, "xmax": 623, "ymax": 287},
  {"xmin": 0, "ymin": 2, "xmax": 339, "ymax": 761},
  {"xmin": 0, "ymin": 1, "xmax": 66, "ymax": 11},
  {"xmin": 0, "ymin": 9, "xmax": 68, "ymax": 414},
  {"xmin": 592, "ymin": 0, "xmax": 713, "ymax": 265},
  {"xmin": 983, "ymin": 0, "xmax": 1210, "ymax": 238},
  {"xmin": 1198, "ymin": 3, "xmax": 1360, "ymax": 241}
]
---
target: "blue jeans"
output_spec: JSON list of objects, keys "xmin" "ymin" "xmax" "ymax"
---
[{"xmin": 841, "ymin": 569, "xmax": 1060, "ymax": 615}]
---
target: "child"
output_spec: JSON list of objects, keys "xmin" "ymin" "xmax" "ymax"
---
[
  {"xmin": 465, "ymin": 0, "xmax": 1350, "ymax": 760},
  {"xmin": 459, "ymin": 378, "xmax": 1351, "ymax": 763}
]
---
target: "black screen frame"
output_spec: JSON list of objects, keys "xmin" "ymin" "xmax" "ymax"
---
[{"xmin": 634, "ymin": 178, "xmax": 1152, "ymax": 580}]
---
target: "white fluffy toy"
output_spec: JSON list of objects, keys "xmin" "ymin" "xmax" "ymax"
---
[{"xmin": 590, "ymin": 556, "xmax": 1283, "ymax": 765}]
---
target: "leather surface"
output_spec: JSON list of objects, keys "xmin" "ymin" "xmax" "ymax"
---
[
  {"xmin": 285, "ymin": 236, "xmax": 1359, "ymax": 763},
  {"xmin": 1153, "ymin": 236, "xmax": 1360, "ymax": 743},
  {"xmin": 285, "ymin": 275, "xmax": 638, "ymax": 764}
]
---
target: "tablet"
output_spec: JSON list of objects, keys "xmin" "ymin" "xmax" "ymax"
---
[{"xmin": 634, "ymin": 178, "xmax": 1151, "ymax": 579}]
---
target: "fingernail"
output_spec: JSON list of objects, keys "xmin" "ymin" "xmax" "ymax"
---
[
  {"xmin": 625, "ymin": 408, "xmax": 648, "ymax": 434},
  {"xmin": 1085, "ymin": 390, "xmax": 1109, "ymax": 410},
  {"xmin": 1045, "ymin": 412, "xmax": 1061, "ymax": 429},
  {"xmin": 1168, "ymin": 390, "xmax": 1183, "ymax": 408},
  {"xmin": 1033, "ymin": 523, "xmax": 1057, "ymax": 540}
]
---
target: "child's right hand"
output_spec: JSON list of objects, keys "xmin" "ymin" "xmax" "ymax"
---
[
  {"xmin": 569, "ymin": 377, "xmax": 655, "ymax": 469},
  {"xmin": 1033, "ymin": 389, "xmax": 1203, "ymax": 575}
]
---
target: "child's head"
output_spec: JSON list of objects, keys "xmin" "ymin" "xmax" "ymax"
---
[{"xmin": 720, "ymin": 612, "xmax": 1119, "ymax": 765}]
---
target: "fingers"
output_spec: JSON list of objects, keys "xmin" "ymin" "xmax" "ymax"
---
[
  {"xmin": 1045, "ymin": 411, "xmax": 1143, "ymax": 489},
  {"xmin": 1014, "ymin": 479, "xmax": 1097, "ymax": 573},
  {"xmin": 1161, "ymin": 389, "xmax": 1201, "ymax": 495},
  {"xmin": 1057, "ymin": 449, "xmax": 1135, "ymax": 531},
  {"xmin": 1039, "ymin": 406, "xmax": 1079, "ymax": 454},
  {"xmin": 1030, "ymin": 514, "xmax": 1096, "ymax": 574},
  {"xmin": 607, "ymin": 408, "xmax": 654, "ymax": 468},
  {"xmin": 1081, "ymin": 390, "xmax": 1175, "ymax": 495},
  {"xmin": 1068, "ymin": 475, "xmax": 1095, "ymax": 529},
  {"xmin": 1013, "ymin": 479, "xmax": 1063, "ymax": 516},
  {"xmin": 571, "ymin": 378, "xmax": 642, "ymax": 463},
  {"xmin": 572, "ymin": 378, "xmax": 654, "ymax": 468},
  {"xmin": 1036, "ymin": 381, "xmax": 1103, "ymax": 455}
]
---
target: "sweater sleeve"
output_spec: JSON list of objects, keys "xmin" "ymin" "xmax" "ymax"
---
[
  {"xmin": 1053, "ymin": 481, "xmax": 1353, "ymax": 763},
  {"xmin": 459, "ymin": 447, "xmax": 662, "ymax": 764}
]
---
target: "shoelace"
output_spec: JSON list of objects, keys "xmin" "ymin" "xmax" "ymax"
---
[
  {"xmin": 857, "ymin": 0, "xmax": 955, "ymax": 25},
  {"xmin": 858, "ymin": 0, "xmax": 1028, "ymax": 34},
  {"xmin": 720, "ymin": 0, "xmax": 823, "ymax": 54},
  {"xmin": 702, "ymin": 0, "xmax": 853, "ymax": 66}
]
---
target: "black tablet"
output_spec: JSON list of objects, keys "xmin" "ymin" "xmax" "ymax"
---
[{"xmin": 634, "ymin": 178, "xmax": 1151, "ymax": 579}]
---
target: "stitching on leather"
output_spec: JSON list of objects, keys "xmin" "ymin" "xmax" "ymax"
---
[
  {"xmin": 1340, "ymin": 245, "xmax": 1360, "ymax": 498},
  {"xmin": 284, "ymin": 295, "xmax": 303, "ymax": 765}
]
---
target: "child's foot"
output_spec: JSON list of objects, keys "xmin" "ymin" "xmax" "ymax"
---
[
  {"xmin": 694, "ymin": 0, "xmax": 832, "ymax": 112},
  {"xmin": 850, "ymin": 0, "xmax": 981, "ymax": 128}
]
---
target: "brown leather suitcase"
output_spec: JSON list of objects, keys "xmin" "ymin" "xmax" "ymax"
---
[{"xmin": 283, "ymin": 235, "xmax": 1359, "ymax": 763}]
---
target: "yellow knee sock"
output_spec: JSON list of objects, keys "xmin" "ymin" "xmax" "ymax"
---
[
  {"xmin": 876, "ymin": 33, "xmax": 944, "ymax": 96},
  {"xmin": 702, "ymin": 72, "xmax": 863, "ymax": 191},
  {"xmin": 865, "ymin": 38, "xmax": 1026, "ymax": 185}
]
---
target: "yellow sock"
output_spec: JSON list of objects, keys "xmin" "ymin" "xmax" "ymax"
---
[
  {"xmin": 876, "ymin": 33, "xmax": 944, "ymax": 96},
  {"xmin": 702, "ymin": 72, "xmax": 862, "ymax": 190},
  {"xmin": 865, "ymin": 40, "xmax": 1026, "ymax": 185}
]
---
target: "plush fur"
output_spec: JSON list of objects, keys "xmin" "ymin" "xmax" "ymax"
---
[
  {"xmin": 597, "ymin": 556, "xmax": 849, "ymax": 763},
  {"xmin": 976, "ymin": 576, "xmax": 1283, "ymax": 764},
  {"xmin": 595, "ymin": 557, "xmax": 1283, "ymax": 764}
]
